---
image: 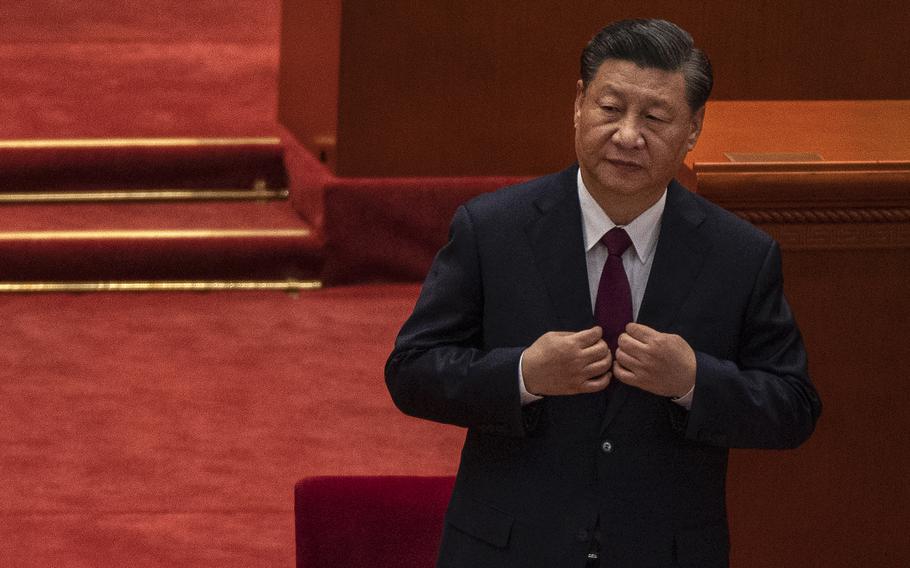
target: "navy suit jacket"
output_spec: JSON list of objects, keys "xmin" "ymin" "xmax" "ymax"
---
[{"xmin": 386, "ymin": 165, "xmax": 821, "ymax": 568}]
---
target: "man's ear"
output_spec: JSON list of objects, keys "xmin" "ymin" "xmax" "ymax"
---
[
  {"xmin": 687, "ymin": 105, "xmax": 705, "ymax": 150},
  {"xmin": 573, "ymin": 79, "xmax": 585, "ymax": 128}
]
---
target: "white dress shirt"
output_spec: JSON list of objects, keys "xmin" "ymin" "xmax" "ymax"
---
[{"xmin": 519, "ymin": 171, "xmax": 694, "ymax": 409}]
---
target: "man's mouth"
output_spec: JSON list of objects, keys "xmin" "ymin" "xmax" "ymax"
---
[{"xmin": 607, "ymin": 158, "xmax": 644, "ymax": 169}]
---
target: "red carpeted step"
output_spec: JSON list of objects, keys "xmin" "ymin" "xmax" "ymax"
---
[
  {"xmin": 0, "ymin": 200, "xmax": 309, "ymax": 232},
  {"xmin": 0, "ymin": 138, "xmax": 325, "ymax": 282},
  {"xmin": 321, "ymin": 175, "xmax": 527, "ymax": 284},
  {"xmin": 0, "ymin": 138, "xmax": 287, "ymax": 193},
  {"xmin": 0, "ymin": 231, "xmax": 321, "ymax": 281},
  {"xmin": 0, "ymin": 201, "xmax": 322, "ymax": 281}
]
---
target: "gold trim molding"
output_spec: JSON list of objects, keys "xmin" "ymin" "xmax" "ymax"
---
[
  {"xmin": 735, "ymin": 208, "xmax": 910, "ymax": 224},
  {"xmin": 0, "ymin": 137, "xmax": 282, "ymax": 149},
  {"xmin": 696, "ymin": 160, "xmax": 910, "ymax": 173},
  {"xmin": 0, "ymin": 280, "xmax": 322, "ymax": 293},
  {"xmin": 0, "ymin": 229, "xmax": 312, "ymax": 240},
  {"xmin": 0, "ymin": 188, "xmax": 289, "ymax": 204}
]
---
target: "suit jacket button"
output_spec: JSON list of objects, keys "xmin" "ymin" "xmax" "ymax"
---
[
  {"xmin": 575, "ymin": 529, "xmax": 590, "ymax": 542},
  {"xmin": 601, "ymin": 440, "xmax": 614, "ymax": 453}
]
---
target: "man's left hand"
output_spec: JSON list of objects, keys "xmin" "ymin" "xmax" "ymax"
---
[{"xmin": 613, "ymin": 323, "xmax": 696, "ymax": 398}]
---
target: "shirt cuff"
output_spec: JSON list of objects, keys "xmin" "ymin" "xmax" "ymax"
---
[
  {"xmin": 670, "ymin": 384, "xmax": 695, "ymax": 410},
  {"xmin": 518, "ymin": 351, "xmax": 543, "ymax": 405}
]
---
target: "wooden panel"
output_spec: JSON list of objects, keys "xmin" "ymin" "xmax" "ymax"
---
[
  {"xmin": 692, "ymin": 101, "xmax": 910, "ymax": 566},
  {"xmin": 719, "ymin": 198, "xmax": 910, "ymax": 568},
  {"xmin": 728, "ymin": 245, "xmax": 910, "ymax": 567},
  {"xmin": 697, "ymin": 163, "xmax": 910, "ymax": 210},
  {"xmin": 333, "ymin": 3, "xmax": 581, "ymax": 176},
  {"xmin": 277, "ymin": 0, "xmax": 342, "ymax": 170},
  {"xmin": 688, "ymin": 101, "xmax": 910, "ymax": 168},
  {"xmin": 279, "ymin": 1, "xmax": 909, "ymax": 176}
]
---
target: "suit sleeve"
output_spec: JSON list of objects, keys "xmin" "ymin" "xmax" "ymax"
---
[
  {"xmin": 385, "ymin": 205, "xmax": 530, "ymax": 437},
  {"xmin": 685, "ymin": 241, "xmax": 822, "ymax": 449}
]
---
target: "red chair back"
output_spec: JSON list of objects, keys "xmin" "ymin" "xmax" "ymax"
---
[{"xmin": 295, "ymin": 476, "xmax": 455, "ymax": 568}]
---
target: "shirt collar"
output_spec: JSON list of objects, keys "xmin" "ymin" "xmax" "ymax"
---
[{"xmin": 577, "ymin": 169, "xmax": 666, "ymax": 264}]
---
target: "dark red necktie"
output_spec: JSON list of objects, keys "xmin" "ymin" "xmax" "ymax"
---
[{"xmin": 594, "ymin": 227, "xmax": 633, "ymax": 353}]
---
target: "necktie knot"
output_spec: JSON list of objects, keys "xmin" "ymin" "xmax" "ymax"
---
[{"xmin": 601, "ymin": 227, "xmax": 632, "ymax": 258}]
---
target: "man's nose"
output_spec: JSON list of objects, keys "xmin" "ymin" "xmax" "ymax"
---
[{"xmin": 611, "ymin": 117, "xmax": 645, "ymax": 149}]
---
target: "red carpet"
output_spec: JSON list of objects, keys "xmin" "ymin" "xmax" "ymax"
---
[
  {"xmin": 0, "ymin": 1, "xmax": 280, "ymax": 138},
  {"xmin": 0, "ymin": 285, "xmax": 463, "ymax": 566},
  {"xmin": 0, "ymin": 4, "xmax": 469, "ymax": 565}
]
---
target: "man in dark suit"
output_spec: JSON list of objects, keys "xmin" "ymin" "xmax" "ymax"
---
[{"xmin": 386, "ymin": 18, "xmax": 821, "ymax": 568}]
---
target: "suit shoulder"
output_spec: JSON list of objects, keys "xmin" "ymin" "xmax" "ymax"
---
[{"xmin": 462, "ymin": 166, "xmax": 576, "ymax": 224}]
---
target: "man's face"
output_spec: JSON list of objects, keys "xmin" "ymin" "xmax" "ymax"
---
[{"xmin": 574, "ymin": 59, "xmax": 704, "ymax": 204}]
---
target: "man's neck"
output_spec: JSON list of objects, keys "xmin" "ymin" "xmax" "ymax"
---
[
  {"xmin": 588, "ymin": 188, "xmax": 665, "ymax": 226},
  {"xmin": 578, "ymin": 169, "xmax": 668, "ymax": 226}
]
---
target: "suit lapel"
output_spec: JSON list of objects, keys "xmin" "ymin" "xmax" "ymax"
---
[
  {"xmin": 637, "ymin": 181, "xmax": 709, "ymax": 330},
  {"xmin": 600, "ymin": 181, "xmax": 709, "ymax": 433},
  {"xmin": 523, "ymin": 166, "xmax": 594, "ymax": 332}
]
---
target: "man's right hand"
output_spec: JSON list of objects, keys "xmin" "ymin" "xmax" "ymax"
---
[{"xmin": 521, "ymin": 326, "xmax": 613, "ymax": 396}]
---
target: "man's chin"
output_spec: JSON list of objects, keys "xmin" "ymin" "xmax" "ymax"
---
[{"xmin": 588, "ymin": 172, "xmax": 651, "ymax": 197}]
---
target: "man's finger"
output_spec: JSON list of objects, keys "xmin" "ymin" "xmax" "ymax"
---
[
  {"xmin": 571, "ymin": 325, "xmax": 603, "ymax": 347},
  {"xmin": 582, "ymin": 356, "xmax": 612, "ymax": 378},
  {"xmin": 625, "ymin": 322, "xmax": 657, "ymax": 342},
  {"xmin": 612, "ymin": 360, "xmax": 635, "ymax": 384},
  {"xmin": 579, "ymin": 371, "xmax": 612, "ymax": 393},
  {"xmin": 579, "ymin": 339, "xmax": 611, "ymax": 364},
  {"xmin": 550, "ymin": 331, "xmax": 575, "ymax": 337},
  {"xmin": 614, "ymin": 345, "xmax": 642, "ymax": 372},
  {"xmin": 617, "ymin": 332, "xmax": 648, "ymax": 357}
]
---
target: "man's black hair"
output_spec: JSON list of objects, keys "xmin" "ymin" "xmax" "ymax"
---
[{"xmin": 581, "ymin": 19, "xmax": 713, "ymax": 111}]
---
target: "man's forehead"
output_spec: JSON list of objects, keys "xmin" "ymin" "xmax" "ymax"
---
[{"xmin": 587, "ymin": 60, "xmax": 686, "ymax": 105}]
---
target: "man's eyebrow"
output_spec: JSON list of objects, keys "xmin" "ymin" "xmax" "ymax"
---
[
  {"xmin": 595, "ymin": 83, "xmax": 675, "ymax": 107},
  {"xmin": 635, "ymin": 92, "xmax": 677, "ymax": 112},
  {"xmin": 592, "ymin": 84, "xmax": 619, "ymax": 97},
  {"xmin": 596, "ymin": 92, "xmax": 676, "ymax": 115},
  {"xmin": 646, "ymin": 99, "xmax": 674, "ymax": 112}
]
